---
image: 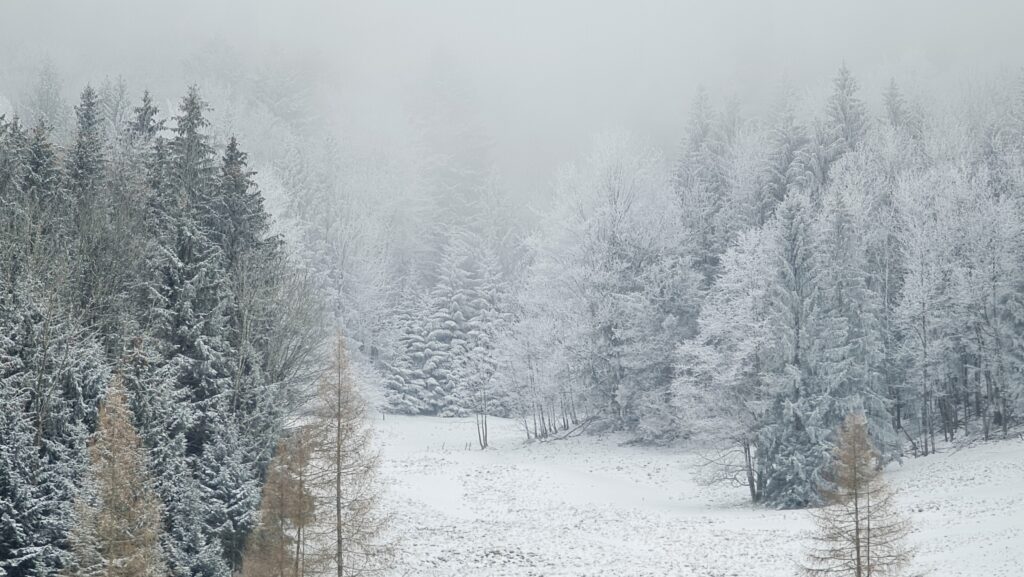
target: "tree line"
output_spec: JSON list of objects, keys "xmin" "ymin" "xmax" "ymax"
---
[
  {"xmin": 371, "ymin": 66, "xmax": 1024, "ymax": 509},
  {"xmin": 0, "ymin": 80, "xmax": 390, "ymax": 576}
]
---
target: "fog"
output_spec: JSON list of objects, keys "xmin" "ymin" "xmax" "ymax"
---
[
  {"xmin": 5, "ymin": 4, "xmax": 1024, "ymax": 575},
  {"xmin": 4, "ymin": 0, "xmax": 1024, "ymax": 196}
]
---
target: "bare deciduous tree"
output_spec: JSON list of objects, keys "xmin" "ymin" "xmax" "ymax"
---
[
  {"xmin": 801, "ymin": 413, "xmax": 914, "ymax": 577},
  {"xmin": 65, "ymin": 376, "xmax": 167, "ymax": 577},
  {"xmin": 241, "ymin": 429, "xmax": 316, "ymax": 577},
  {"xmin": 305, "ymin": 335, "xmax": 394, "ymax": 577}
]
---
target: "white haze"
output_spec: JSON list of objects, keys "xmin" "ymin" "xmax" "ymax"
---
[{"xmin": 3, "ymin": 0, "xmax": 1024, "ymax": 197}]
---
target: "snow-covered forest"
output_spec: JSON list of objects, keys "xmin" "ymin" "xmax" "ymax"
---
[{"xmin": 3, "ymin": 1, "xmax": 1024, "ymax": 576}]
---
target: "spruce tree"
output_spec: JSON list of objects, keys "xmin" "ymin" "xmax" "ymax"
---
[
  {"xmin": 142, "ymin": 88, "xmax": 236, "ymax": 577},
  {"xmin": 383, "ymin": 285, "xmax": 433, "ymax": 414},
  {"xmin": 814, "ymin": 190, "xmax": 895, "ymax": 460},
  {"xmin": 0, "ymin": 278, "xmax": 108, "ymax": 576},
  {"xmin": 761, "ymin": 192, "xmax": 830, "ymax": 508},
  {"xmin": 826, "ymin": 65, "xmax": 868, "ymax": 156},
  {"xmin": 758, "ymin": 91, "xmax": 807, "ymax": 225}
]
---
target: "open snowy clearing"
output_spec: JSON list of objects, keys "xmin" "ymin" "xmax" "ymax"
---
[{"xmin": 376, "ymin": 415, "xmax": 1024, "ymax": 577}]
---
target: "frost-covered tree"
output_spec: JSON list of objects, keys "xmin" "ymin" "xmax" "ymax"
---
[
  {"xmin": 521, "ymin": 133, "xmax": 701, "ymax": 439},
  {"xmin": 758, "ymin": 192, "xmax": 832, "ymax": 508},
  {"xmin": 758, "ymin": 90, "xmax": 808, "ymax": 225},
  {"xmin": 676, "ymin": 227, "xmax": 776, "ymax": 502},
  {"xmin": 894, "ymin": 169, "xmax": 958, "ymax": 456}
]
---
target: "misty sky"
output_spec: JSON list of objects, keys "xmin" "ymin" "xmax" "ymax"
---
[{"xmin": 4, "ymin": 0, "xmax": 1024, "ymax": 194}]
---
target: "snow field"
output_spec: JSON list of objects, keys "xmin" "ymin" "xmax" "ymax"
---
[{"xmin": 376, "ymin": 415, "xmax": 1024, "ymax": 577}]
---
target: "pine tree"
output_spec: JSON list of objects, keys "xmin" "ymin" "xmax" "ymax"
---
[
  {"xmin": 758, "ymin": 90, "xmax": 807, "ymax": 224},
  {"xmin": 383, "ymin": 285, "xmax": 433, "ymax": 414},
  {"xmin": 69, "ymin": 86, "xmax": 104, "ymax": 233},
  {"xmin": 801, "ymin": 413, "xmax": 913, "ymax": 577},
  {"xmin": 422, "ymin": 236, "xmax": 480, "ymax": 415},
  {"xmin": 826, "ymin": 65, "xmax": 868, "ymax": 156},
  {"xmin": 814, "ymin": 190, "xmax": 896, "ymax": 461},
  {"xmin": 761, "ymin": 192, "xmax": 831, "ymax": 508},
  {"xmin": 676, "ymin": 87, "xmax": 733, "ymax": 285},
  {"xmin": 64, "ymin": 377, "xmax": 167, "ymax": 577},
  {"xmin": 0, "ymin": 359, "xmax": 47, "ymax": 577},
  {"xmin": 0, "ymin": 278, "xmax": 108, "ymax": 576},
  {"xmin": 210, "ymin": 137, "xmax": 274, "ymax": 273},
  {"xmin": 70, "ymin": 85, "xmax": 119, "ymax": 334},
  {"xmin": 142, "ymin": 88, "xmax": 237, "ymax": 577},
  {"xmin": 198, "ymin": 416, "xmax": 262, "ymax": 572}
]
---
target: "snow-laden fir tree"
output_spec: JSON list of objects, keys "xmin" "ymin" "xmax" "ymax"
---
[
  {"xmin": 760, "ymin": 191, "xmax": 832, "ymax": 508},
  {"xmin": 382, "ymin": 285, "xmax": 434, "ymax": 414},
  {"xmin": 0, "ymin": 272, "xmax": 109, "ymax": 576}
]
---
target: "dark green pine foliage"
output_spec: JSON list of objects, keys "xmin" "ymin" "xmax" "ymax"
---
[
  {"xmin": 0, "ymin": 372, "xmax": 40, "ymax": 576},
  {"xmin": 68, "ymin": 87, "xmax": 110, "ymax": 318},
  {"xmin": 3, "ymin": 83, "xmax": 299, "ymax": 576},
  {"xmin": 141, "ymin": 88, "xmax": 281, "ymax": 575},
  {"xmin": 210, "ymin": 137, "xmax": 275, "ymax": 272},
  {"xmin": 0, "ymin": 279, "xmax": 108, "ymax": 577},
  {"xmin": 142, "ymin": 88, "xmax": 236, "ymax": 577},
  {"xmin": 208, "ymin": 137, "xmax": 284, "ymax": 570},
  {"xmin": 1, "ymin": 116, "xmax": 31, "ymax": 283}
]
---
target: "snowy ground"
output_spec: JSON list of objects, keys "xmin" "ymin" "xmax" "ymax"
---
[{"xmin": 374, "ymin": 415, "xmax": 1024, "ymax": 577}]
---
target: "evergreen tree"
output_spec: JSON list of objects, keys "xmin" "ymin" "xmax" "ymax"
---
[
  {"xmin": 198, "ymin": 416, "xmax": 261, "ymax": 572},
  {"xmin": 826, "ymin": 65, "xmax": 868, "ymax": 156},
  {"xmin": 142, "ymin": 88, "xmax": 237, "ymax": 577},
  {"xmin": 0, "ymin": 279, "xmax": 108, "ymax": 576},
  {"xmin": 761, "ymin": 192, "xmax": 831, "ymax": 508},
  {"xmin": 676, "ymin": 87, "xmax": 733, "ymax": 285},
  {"xmin": 421, "ymin": 235, "xmax": 481, "ymax": 415},
  {"xmin": 0, "ymin": 362, "xmax": 48, "ymax": 577},
  {"xmin": 210, "ymin": 137, "xmax": 274, "ymax": 273},
  {"xmin": 758, "ymin": 91, "xmax": 807, "ymax": 224},
  {"xmin": 382, "ymin": 285, "xmax": 434, "ymax": 414},
  {"xmin": 814, "ymin": 190, "xmax": 896, "ymax": 460}
]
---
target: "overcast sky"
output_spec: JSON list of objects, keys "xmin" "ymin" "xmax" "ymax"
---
[{"xmin": 3, "ymin": 0, "xmax": 1024, "ymax": 193}]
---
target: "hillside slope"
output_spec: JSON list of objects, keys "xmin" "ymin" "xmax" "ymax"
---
[{"xmin": 376, "ymin": 415, "xmax": 1024, "ymax": 576}]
